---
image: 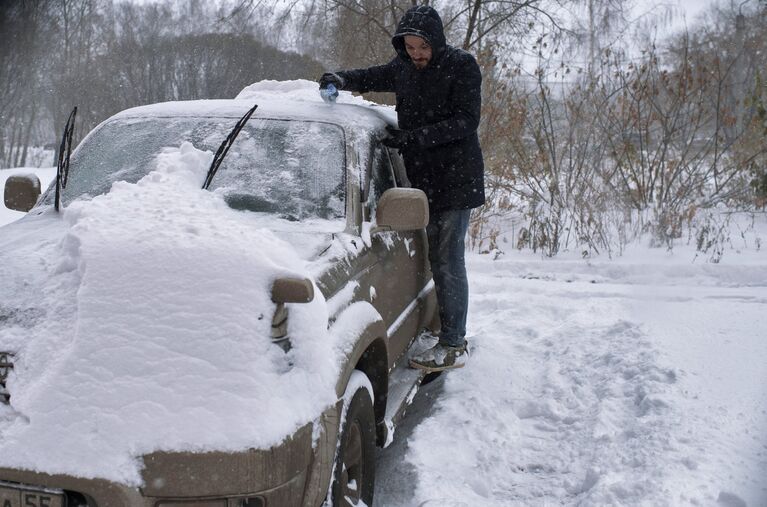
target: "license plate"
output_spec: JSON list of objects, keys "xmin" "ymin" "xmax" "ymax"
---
[{"xmin": 0, "ymin": 483, "xmax": 63, "ymax": 507}]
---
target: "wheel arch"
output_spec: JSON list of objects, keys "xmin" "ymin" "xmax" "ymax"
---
[{"xmin": 335, "ymin": 320, "xmax": 389, "ymax": 447}]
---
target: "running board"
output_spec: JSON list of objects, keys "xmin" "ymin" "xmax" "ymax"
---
[{"xmin": 380, "ymin": 335, "xmax": 437, "ymax": 447}]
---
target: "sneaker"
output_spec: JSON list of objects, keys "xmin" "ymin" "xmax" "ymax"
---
[
  {"xmin": 415, "ymin": 329, "xmax": 440, "ymax": 343},
  {"xmin": 409, "ymin": 342, "xmax": 467, "ymax": 372}
]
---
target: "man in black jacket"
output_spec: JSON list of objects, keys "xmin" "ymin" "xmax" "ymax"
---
[{"xmin": 319, "ymin": 5, "xmax": 485, "ymax": 371}]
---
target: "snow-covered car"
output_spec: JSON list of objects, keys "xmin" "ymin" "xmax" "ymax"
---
[{"xmin": 0, "ymin": 81, "xmax": 437, "ymax": 507}]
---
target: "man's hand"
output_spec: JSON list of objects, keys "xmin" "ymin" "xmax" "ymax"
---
[
  {"xmin": 319, "ymin": 72, "xmax": 345, "ymax": 90},
  {"xmin": 382, "ymin": 126, "xmax": 414, "ymax": 150}
]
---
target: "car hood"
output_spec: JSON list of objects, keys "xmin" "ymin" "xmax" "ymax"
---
[{"xmin": 0, "ymin": 143, "xmax": 348, "ymax": 486}]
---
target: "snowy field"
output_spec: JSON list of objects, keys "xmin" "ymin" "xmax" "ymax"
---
[{"xmin": 378, "ymin": 236, "xmax": 767, "ymax": 507}]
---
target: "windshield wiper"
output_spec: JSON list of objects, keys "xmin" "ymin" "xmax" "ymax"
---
[
  {"xmin": 202, "ymin": 103, "xmax": 258, "ymax": 190},
  {"xmin": 54, "ymin": 107, "xmax": 78, "ymax": 212}
]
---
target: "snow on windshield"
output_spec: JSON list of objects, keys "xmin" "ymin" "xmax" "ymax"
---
[
  {"xmin": 211, "ymin": 119, "xmax": 345, "ymax": 220},
  {"xmin": 51, "ymin": 116, "xmax": 345, "ymax": 221},
  {"xmin": 0, "ymin": 142, "xmax": 352, "ymax": 486}
]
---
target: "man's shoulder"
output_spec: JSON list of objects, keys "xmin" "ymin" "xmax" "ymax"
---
[{"xmin": 442, "ymin": 46, "xmax": 480, "ymax": 68}]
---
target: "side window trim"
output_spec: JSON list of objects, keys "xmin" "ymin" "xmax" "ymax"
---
[
  {"xmin": 382, "ymin": 148, "xmax": 398, "ymax": 188},
  {"xmin": 386, "ymin": 147, "xmax": 410, "ymax": 187},
  {"xmin": 361, "ymin": 142, "xmax": 375, "ymax": 203}
]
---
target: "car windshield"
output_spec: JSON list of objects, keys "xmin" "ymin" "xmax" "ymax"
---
[{"xmin": 45, "ymin": 116, "xmax": 346, "ymax": 220}]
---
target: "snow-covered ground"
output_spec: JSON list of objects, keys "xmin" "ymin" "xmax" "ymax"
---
[{"xmin": 380, "ymin": 235, "xmax": 767, "ymax": 506}]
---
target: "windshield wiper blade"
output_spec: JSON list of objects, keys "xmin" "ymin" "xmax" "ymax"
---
[
  {"xmin": 202, "ymin": 103, "xmax": 258, "ymax": 190},
  {"xmin": 54, "ymin": 106, "xmax": 77, "ymax": 212}
]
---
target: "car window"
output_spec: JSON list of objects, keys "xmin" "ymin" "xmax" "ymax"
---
[{"xmin": 44, "ymin": 117, "xmax": 346, "ymax": 221}]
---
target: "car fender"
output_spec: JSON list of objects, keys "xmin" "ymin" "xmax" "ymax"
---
[
  {"xmin": 301, "ymin": 317, "xmax": 388, "ymax": 507},
  {"xmin": 334, "ymin": 318, "xmax": 388, "ymax": 398}
]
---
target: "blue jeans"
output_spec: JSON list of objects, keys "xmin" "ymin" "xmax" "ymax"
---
[{"xmin": 427, "ymin": 208, "xmax": 471, "ymax": 348}]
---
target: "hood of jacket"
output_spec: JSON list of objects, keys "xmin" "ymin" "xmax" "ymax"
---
[{"xmin": 391, "ymin": 5, "xmax": 447, "ymax": 64}]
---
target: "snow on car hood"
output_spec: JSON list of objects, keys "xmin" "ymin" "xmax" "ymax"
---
[{"xmin": 0, "ymin": 143, "xmax": 345, "ymax": 486}]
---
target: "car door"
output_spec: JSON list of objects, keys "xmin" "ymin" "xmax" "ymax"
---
[
  {"xmin": 316, "ymin": 136, "xmax": 434, "ymax": 368},
  {"xmin": 363, "ymin": 144, "xmax": 432, "ymax": 367}
]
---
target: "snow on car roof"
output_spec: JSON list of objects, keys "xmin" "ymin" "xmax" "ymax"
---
[{"xmin": 111, "ymin": 79, "xmax": 398, "ymax": 132}]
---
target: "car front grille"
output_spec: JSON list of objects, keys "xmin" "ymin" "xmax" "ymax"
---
[{"xmin": 0, "ymin": 351, "xmax": 13, "ymax": 404}]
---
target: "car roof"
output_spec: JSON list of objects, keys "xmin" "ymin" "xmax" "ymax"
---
[{"xmin": 111, "ymin": 97, "xmax": 397, "ymax": 134}]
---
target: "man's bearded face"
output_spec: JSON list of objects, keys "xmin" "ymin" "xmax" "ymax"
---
[{"xmin": 404, "ymin": 35, "xmax": 432, "ymax": 69}]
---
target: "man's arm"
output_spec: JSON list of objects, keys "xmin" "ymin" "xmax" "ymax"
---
[
  {"xmin": 334, "ymin": 58, "xmax": 399, "ymax": 94},
  {"xmin": 410, "ymin": 52, "xmax": 482, "ymax": 148}
]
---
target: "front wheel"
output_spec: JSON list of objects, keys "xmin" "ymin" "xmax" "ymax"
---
[{"xmin": 331, "ymin": 371, "xmax": 376, "ymax": 507}]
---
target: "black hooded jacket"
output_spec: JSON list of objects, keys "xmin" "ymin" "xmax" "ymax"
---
[{"xmin": 335, "ymin": 5, "xmax": 485, "ymax": 211}]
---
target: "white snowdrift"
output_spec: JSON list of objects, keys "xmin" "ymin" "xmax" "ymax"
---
[{"xmin": 0, "ymin": 143, "xmax": 347, "ymax": 486}]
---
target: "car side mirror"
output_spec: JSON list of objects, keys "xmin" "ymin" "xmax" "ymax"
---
[
  {"xmin": 271, "ymin": 277, "xmax": 314, "ymax": 304},
  {"xmin": 4, "ymin": 174, "xmax": 41, "ymax": 212},
  {"xmin": 374, "ymin": 188, "xmax": 429, "ymax": 233}
]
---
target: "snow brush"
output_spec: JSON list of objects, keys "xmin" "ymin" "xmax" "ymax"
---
[{"xmin": 320, "ymin": 83, "xmax": 338, "ymax": 104}]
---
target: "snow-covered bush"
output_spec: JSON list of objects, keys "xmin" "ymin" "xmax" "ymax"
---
[{"xmin": 471, "ymin": 7, "xmax": 766, "ymax": 260}]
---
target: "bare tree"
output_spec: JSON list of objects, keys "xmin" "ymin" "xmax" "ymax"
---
[
  {"xmin": 0, "ymin": 1, "xmax": 51, "ymax": 167},
  {"xmin": 470, "ymin": 1, "xmax": 766, "ymax": 255}
]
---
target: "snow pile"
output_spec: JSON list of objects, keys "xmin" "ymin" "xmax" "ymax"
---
[
  {"xmin": 403, "ymin": 248, "xmax": 767, "ymax": 506},
  {"xmin": 0, "ymin": 143, "xmax": 342, "ymax": 486},
  {"xmin": 236, "ymin": 78, "xmax": 377, "ymax": 108},
  {"xmin": 235, "ymin": 79, "xmax": 397, "ymax": 129}
]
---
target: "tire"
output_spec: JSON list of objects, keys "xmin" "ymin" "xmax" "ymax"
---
[{"xmin": 331, "ymin": 371, "xmax": 376, "ymax": 507}]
